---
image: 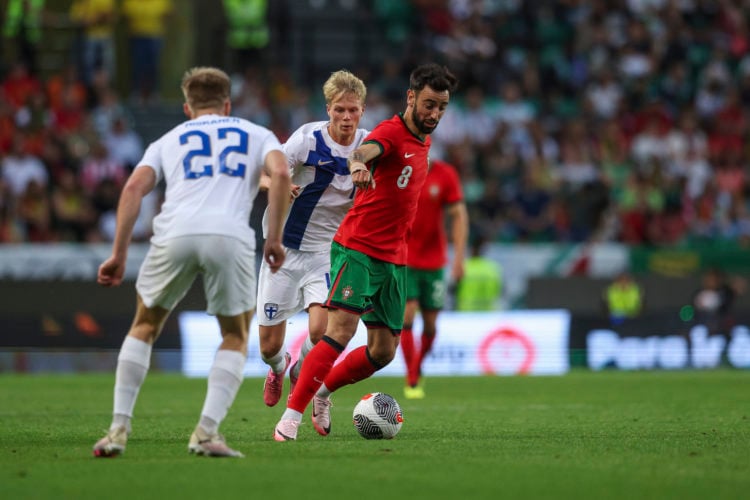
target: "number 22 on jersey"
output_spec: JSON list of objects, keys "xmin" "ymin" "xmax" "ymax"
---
[{"xmin": 179, "ymin": 127, "xmax": 249, "ymax": 179}]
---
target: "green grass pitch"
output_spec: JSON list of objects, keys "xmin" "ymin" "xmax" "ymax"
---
[{"xmin": 1, "ymin": 370, "xmax": 748, "ymax": 499}]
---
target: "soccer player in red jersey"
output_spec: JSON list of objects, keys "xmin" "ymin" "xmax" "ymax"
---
[
  {"xmin": 401, "ymin": 157, "xmax": 468, "ymax": 399},
  {"xmin": 274, "ymin": 63, "xmax": 458, "ymax": 441}
]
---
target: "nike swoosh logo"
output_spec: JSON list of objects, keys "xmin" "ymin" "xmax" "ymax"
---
[
  {"xmin": 404, "ymin": 153, "xmax": 415, "ymax": 158},
  {"xmin": 313, "ymin": 376, "xmax": 324, "ymax": 384},
  {"xmin": 318, "ymin": 160, "xmax": 333, "ymax": 165}
]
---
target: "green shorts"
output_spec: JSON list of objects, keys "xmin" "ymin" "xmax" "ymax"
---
[
  {"xmin": 326, "ymin": 242, "xmax": 406, "ymax": 333},
  {"xmin": 406, "ymin": 267, "xmax": 446, "ymax": 310}
]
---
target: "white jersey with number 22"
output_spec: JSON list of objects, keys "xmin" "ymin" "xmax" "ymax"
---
[{"xmin": 138, "ymin": 113, "xmax": 282, "ymax": 248}]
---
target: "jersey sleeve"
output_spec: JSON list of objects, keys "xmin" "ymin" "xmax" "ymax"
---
[
  {"xmin": 282, "ymin": 125, "xmax": 311, "ymax": 171},
  {"xmin": 258, "ymin": 129, "xmax": 284, "ymax": 168},
  {"xmin": 442, "ymin": 163, "xmax": 464, "ymax": 204},
  {"xmin": 136, "ymin": 140, "xmax": 164, "ymax": 184},
  {"xmin": 363, "ymin": 119, "xmax": 398, "ymax": 160}
]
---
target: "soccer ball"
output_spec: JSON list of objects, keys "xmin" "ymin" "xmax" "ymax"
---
[{"xmin": 352, "ymin": 392, "xmax": 404, "ymax": 439}]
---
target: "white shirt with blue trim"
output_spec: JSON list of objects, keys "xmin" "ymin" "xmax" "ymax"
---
[{"xmin": 263, "ymin": 121, "xmax": 369, "ymax": 252}]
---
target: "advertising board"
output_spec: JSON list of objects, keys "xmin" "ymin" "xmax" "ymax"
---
[{"xmin": 179, "ymin": 310, "xmax": 571, "ymax": 377}]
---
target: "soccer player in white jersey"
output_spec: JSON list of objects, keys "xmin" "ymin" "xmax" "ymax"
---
[
  {"xmin": 257, "ymin": 70, "xmax": 368, "ymax": 407},
  {"xmin": 92, "ymin": 67, "xmax": 291, "ymax": 458}
]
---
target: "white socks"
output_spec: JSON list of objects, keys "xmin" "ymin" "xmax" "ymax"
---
[
  {"xmin": 281, "ymin": 408, "xmax": 303, "ymax": 422},
  {"xmin": 292, "ymin": 336, "xmax": 315, "ymax": 379},
  {"xmin": 110, "ymin": 340, "xmax": 247, "ymax": 437},
  {"xmin": 262, "ymin": 348, "xmax": 287, "ymax": 374},
  {"xmin": 280, "ymin": 337, "xmax": 315, "ymax": 423},
  {"xmin": 316, "ymin": 384, "xmax": 332, "ymax": 399},
  {"xmin": 199, "ymin": 349, "xmax": 246, "ymax": 435},
  {"xmin": 111, "ymin": 336, "xmax": 152, "ymax": 430}
]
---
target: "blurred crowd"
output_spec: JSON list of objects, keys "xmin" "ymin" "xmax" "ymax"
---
[
  {"xmin": 0, "ymin": 0, "xmax": 169, "ymax": 243},
  {"xmin": 3, "ymin": 0, "xmax": 750, "ymax": 248},
  {"xmin": 0, "ymin": 59, "xmax": 152, "ymax": 243},
  {"xmin": 398, "ymin": 0, "xmax": 750, "ymax": 247}
]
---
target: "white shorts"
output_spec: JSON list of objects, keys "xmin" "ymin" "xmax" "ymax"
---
[
  {"xmin": 136, "ymin": 235, "xmax": 256, "ymax": 316},
  {"xmin": 256, "ymin": 248, "xmax": 330, "ymax": 326}
]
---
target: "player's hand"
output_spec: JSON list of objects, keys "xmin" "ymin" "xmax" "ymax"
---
[
  {"xmin": 263, "ymin": 241, "xmax": 286, "ymax": 273},
  {"xmin": 451, "ymin": 261, "xmax": 465, "ymax": 282},
  {"xmin": 97, "ymin": 256, "xmax": 126, "ymax": 287},
  {"xmin": 290, "ymin": 183, "xmax": 302, "ymax": 200},
  {"xmin": 351, "ymin": 168, "xmax": 375, "ymax": 190}
]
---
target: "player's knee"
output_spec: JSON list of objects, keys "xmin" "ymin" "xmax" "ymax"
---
[
  {"xmin": 130, "ymin": 323, "xmax": 160, "ymax": 344},
  {"xmin": 259, "ymin": 338, "xmax": 283, "ymax": 358},
  {"xmin": 308, "ymin": 327, "xmax": 325, "ymax": 344},
  {"xmin": 221, "ymin": 331, "xmax": 248, "ymax": 352},
  {"xmin": 367, "ymin": 344, "xmax": 397, "ymax": 367}
]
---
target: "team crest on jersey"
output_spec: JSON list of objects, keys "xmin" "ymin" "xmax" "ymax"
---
[
  {"xmin": 264, "ymin": 303, "xmax": 280, "ymax": 320},
  {"xmin": 342, "ymin": 286, "xmax": 354, "ymax": 300},
  {"xmin": 429, "ymin": 183, "xmax": 440, "ymax": 198}
]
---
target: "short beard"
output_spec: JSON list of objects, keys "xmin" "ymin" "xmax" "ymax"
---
[{"xmin": 412, "ymin": 107, "xmax": 436, "ymax": 135}]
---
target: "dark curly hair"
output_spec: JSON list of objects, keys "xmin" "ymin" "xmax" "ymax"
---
[{"xmin": 409, "ymin": 63, "xmax": 459, "ymax": 94}]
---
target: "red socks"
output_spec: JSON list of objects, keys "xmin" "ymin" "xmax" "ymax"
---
[
  {"xmin": 400, "ymin": 327, "xmax": 416, "ymax": 382},
  {"xmin": 323, "ymin": 345, "xmax": 379, "ymax": 393},
  {"xmin": 287, "ymin": 338, "xmax": 341, "ymax": 413},
  {"xmin": 406, "ymin": 333, "xmax": 436, "ymax": 387},
  {"xmin": 287, "ymin": 337, "xmax": 386, "ymax": 411},
  {"xmin": 419, "ymin": 333, "xmax": 435, "ymax": 362}
]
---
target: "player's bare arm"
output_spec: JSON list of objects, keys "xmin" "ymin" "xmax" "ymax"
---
[
  {"xmin": 263, "ymin": 150, "xmax": 292, "ymax": 272},
  {"xmin": 447, "ymin": 201, "xmax": 469, "ymax": 282},
  {"xmin": 259, "ymin": 171, "xmax": 301, "ymax": 199},
  {"xmin": 97, "ymin": 167, "xmax": 157, "ymax": 287},
  {"xmin": 347, "ymin": 142, "xmax": 380, "ymax": 190}
]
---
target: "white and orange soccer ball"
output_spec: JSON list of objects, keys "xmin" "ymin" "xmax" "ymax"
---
[{"xmin": 352, "ymin": 392, "xmax": 404, "ymax": 439}]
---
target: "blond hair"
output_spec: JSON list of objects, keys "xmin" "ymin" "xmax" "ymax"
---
[
  {"xmin": 181, "ymin": 67, "xmax": 231, "ymax": 111},
  {"xmin": 322, "ymin": 70, "xmax": 367, "ymax": 105}
]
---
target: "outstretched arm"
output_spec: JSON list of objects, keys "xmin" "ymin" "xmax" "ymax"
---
[{"xmin": 97, "ymin": 167, "xmax": 156, "ymax": 287}]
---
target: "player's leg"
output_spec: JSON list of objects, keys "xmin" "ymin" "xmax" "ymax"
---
[
  {"xmin": 257, "ymin": 253, "xmax": 303, "ymax": 406},
  {"xmin": 407, "ymin": 269, "xmax": 445, "ymax": 398},
  {"xmin": 312, "ymin": 326, "xmax": 398, "ymax": 436},
  {"xmin": 419, "ymin": 270, "xmax": 444, "ymax": 362},
  {"xmin": 93, "ymin": 239, "xmax": 194, "ymax": 457},
  {"xmin": 289, "ymin": 303, "xmax": 326, "ymax": 396},
  {"xmin": 417, "ymin": 309, "xmax": 439, "ymax": 365},
  {"xmin": 310, "ymin": 260, "xmax": 404, "ymax": 435},
  {"xmin": 189, "ymin": 310, "xmax": 251, "ymax": 458},
  {"xmin": 275, "ymin": 308, "xmax": 359, "ymax": 440},
  {"xmin": 274, "ymin": 243, "xmax": 370, "ymax": 441},
  {"xmin": 321, "ymin": 326, "xmax": 398, "ymax": 395},
  {"xmin": 319, "ymin": 274, "xmax": 403, "ymax": 397},
  {"xmin": 321, "ymin": 260, "xmax": 405, "ymax": 396},
  {"xmin": 401, "ymin": 268, "xmax": 420, "ymax": 385},
  {"xmin": 290, "ymin": 253, "xmax": 333, "ymax": 394},
  {"xmin": 407, "ymin": 308, "xmax": 438, "ymax": 399},
  {"xmin": 189, "ymin": 235, "xmax": 255, "ymax": 457},
  {"xmin": 93, "ymin": 295, "xmax": 170, "ymax": 457},
  {"xmin": 259, "ymin": 322, "xmax": 290, "ymax": 406}
]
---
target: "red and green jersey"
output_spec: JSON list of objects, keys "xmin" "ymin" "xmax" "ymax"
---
[
  {"xmin": 333, "ymin": 114, "xmax": 430, "ymax": 264},
  {"xmin": 407, "ymin": 158, "xmax": 463, "ymax": 270}
]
